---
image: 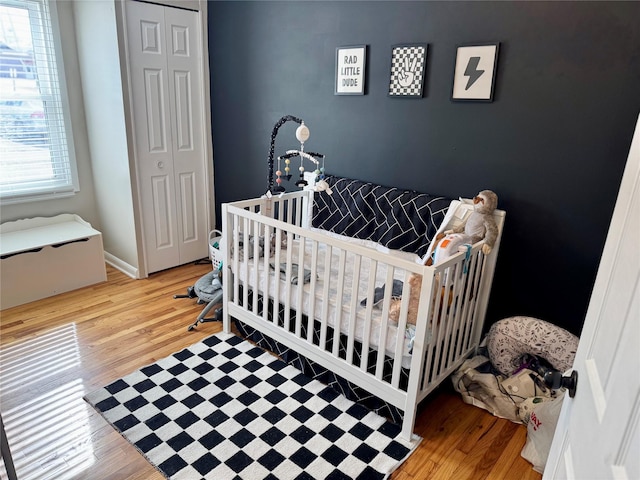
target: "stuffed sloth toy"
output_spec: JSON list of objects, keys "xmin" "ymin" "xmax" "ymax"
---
[
  {"xmin": 388, "ymin": 190, "xmax": 499, "ymax": 325},
  {"xmin": 447, "ymin": 189, "xmax": 499, "ymax": 255}
]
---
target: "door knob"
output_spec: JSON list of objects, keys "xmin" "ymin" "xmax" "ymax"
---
[
  {"xmin": 157, "ymin": 161, "xmax": 164, "ymax": 169},
  {"xmin": 544, "ymin": 370, "xmax": 578, "ymax": 398}
]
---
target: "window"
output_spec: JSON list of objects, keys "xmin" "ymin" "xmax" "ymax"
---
[{"xmin": 0, "ymin": 0, "xmax": 77, "ymax": 204}]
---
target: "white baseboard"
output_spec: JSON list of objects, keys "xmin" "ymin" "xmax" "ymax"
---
[{"xmin": 104, "ymin": 251, "xmax": 140, "ymax": 279}]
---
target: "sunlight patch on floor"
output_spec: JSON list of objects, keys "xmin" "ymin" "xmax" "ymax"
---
[
  {"xmin": 0, "ymin": 324, "xmax": 81, "ymax": 394},
  {"xmin": 0, "ymin": 323, "xmax": 95, "ymax": 480}
]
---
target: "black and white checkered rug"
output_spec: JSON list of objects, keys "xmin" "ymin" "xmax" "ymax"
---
[{"xmin": 84, "ymin": 332, "xmax": 421, "ymax": 479}]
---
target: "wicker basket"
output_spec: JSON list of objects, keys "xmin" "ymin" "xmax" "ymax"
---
[{"xmin": 209, "ymin": 229, "xmax": 223, "ymax": 270}]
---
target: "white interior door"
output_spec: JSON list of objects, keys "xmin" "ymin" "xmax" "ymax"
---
[
  {"xmin": 126, "ymin": 0, "xmax": 208, "ymax": 274},
  {"xmin": 543, "ymin": 114, "xmax": 640, "ymax": 479}
]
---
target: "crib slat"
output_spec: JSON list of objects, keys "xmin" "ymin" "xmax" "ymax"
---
[
  {"xmin": 251, "ymin": 220, "xmax": 261, "ymax": 315},
  {"xmin": 434, "ymin": 263, "xmax": 456, "ymax": 379},
  {"xmin": 462, "ymin": 255, "xmax": 480, "ymax": 354},
  {"xmin": 254, "ymin": 224, "xmax": 271, "ymax": 319},
  {"xmin": 375, "ymin": 266, "xmax": 396, "ymax": 380},
  {"xmin": 446, "ymin": 265, "xmax": 467, "ymax": 367},
  {"xmin": 466, "ymin": 252, "xmax": 486, "ymax": 351},
  {"xmin": 331, "ymin": 249, "xmax": 347, "ymax": 357},
  {"xmin": 424, "ymin": 268, "xmax": 445, "ymax": 385},
  {"xmin": 456, "ymin": 253, "xmax": 476, "ymax": 355},
  {"xmin": 451, "ymin": 251, "xmax": 479, "ymax": 363},
  {"xmin": 451, "ymin": 256, "xmax": 470, "ymax": 361},
  {"xmin": 359, "ymin": 257, "xmax": 378, "ymax": 373},
  {"xmin": 232, "ymin": 214, "xmax": 240, "ymax": 308},
  {"xmin": 271, "ymin": 228, "xmax": 283, "ymax": 325},
  {"xmin": 440, "ymin": 266, "xmax": 461, "ymax": 375},
  {"xmin": 295, "ymin": 195, "xmax": 304, "ymax": 229},
  {"xmin": 346, "ymin": 254, "xmax": 362, "ymax": 366},
  {"xmin": 261, "ymin": 225, "xmax": 272, "ymax": 322},
  {"xmin": 307, "ymin": 240, "xmax": 319, "ymax": 344},
  {"xmin": 319, "ymin": 243, "xmax": 332, "ymax": 349},
  {"xmin": 242, "ymin": 218, "xmax": 250, "ymax": 309},
  {"xmin": 437, "ymin": 264, "xmax": 456, "ymax": 375},
  {"xmin": 390, "ymin": 278, "xmax": 411, "ymax": 389},
  {"xmin": 283, "ymin": 240, "xmax": 294, "ymax": 332},
  {"xmin": 286, "ymin": 197, "xmax": 294, "ymax": 225},
  {"xmin": 294, "ymin": 235, "xmax": 306, "ymax": 337},
  {"xmin": 271, "ymin": 197, "xmax": 280, "ymax": 222}
]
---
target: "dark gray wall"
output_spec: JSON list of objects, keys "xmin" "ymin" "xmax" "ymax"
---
[{"xmin": 208, "ymin": 1, "xmax": 640, "ymax": 336}]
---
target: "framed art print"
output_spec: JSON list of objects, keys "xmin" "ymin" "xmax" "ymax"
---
[
  {"xmin": 451, "ymin": 43, "xmax": 500, "ymax": 102},
  {"xmin": 335, "ymin": 45, "xmax": 366, "ymax": 95},
  {"xmin": 388, "ymin": 44, "xmax": 428, "ymax": 98}
]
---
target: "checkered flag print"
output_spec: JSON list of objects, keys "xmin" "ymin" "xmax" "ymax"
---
[
  {"xmin": 389, "ymin": 45, "xmax": 427, "ymax": 97},
  {"xmin": 85, "ymin": 332, "xmax": 420, "ymax": 479}
]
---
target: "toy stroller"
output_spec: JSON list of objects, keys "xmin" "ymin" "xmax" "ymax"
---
[{"xmin": 174, "ymin": 230, "xmax": 224, "ymax": 331}]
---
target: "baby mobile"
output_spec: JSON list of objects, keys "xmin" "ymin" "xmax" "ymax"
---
[
  {"xmin": 266, "ymin": 115, "xmax": 330, "ymax": 196},
  {"xmin": 275, "ymin": 149, "xmax": 327, "ymax": 191}
]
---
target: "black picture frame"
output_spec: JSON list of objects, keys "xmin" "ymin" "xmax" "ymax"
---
[
  {"xmin": 335, "ymin": 45, "xmax": 366, "ymax": 95},
  {"xmin": 388, "ymin": 43, "xmax": 428, "ymax": 98},
  {"xmin": 451, "ymin": 42, "xmax": 500, "ymax": 102}
]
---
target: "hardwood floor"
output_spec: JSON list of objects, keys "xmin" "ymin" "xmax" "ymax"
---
[{"xmin": 0, "ymin": 263, "xmax": 541, "ymax": 480}]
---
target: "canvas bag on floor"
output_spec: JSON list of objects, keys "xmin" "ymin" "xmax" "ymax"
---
[
  {"xmin": 452, "ymin": 353, "xmax": 555, "ymax": 424},
  {"xmin": 451, "ymin": 355, "xmax": 521, "ymax": 423},
  {"xmin": 520, "ymin": 390, "xmax": 566, "ymax": 473}
]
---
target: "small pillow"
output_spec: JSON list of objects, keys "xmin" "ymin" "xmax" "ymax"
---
[{"xmin": 486, "ymin": 316, "xmax": 579, "ymax": 376}]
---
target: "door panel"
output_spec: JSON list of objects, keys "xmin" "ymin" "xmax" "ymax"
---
[
  {"xmin": 140, "ymin": 20, "xmax": 161, "ymax": 53},
  {"xmin": 143, "ymin": 69, "xmax": 168, "ymax": 152},
  {"xmin": 174, "ymin": 70, "xmax": 193, "ymax": 151},
  {"xmin": 126, "ymin": 0, "xmax": 208, "ymax": 273},
  {"xmin": 151, "ymin": 174, "xmax": 174, "ymax": 249},
  {"xmin": 126, "ymin": 0, "xmax": 177, "ymax": 273},
  {"xmin": 164, "ymin": 5, "xmax": 207, "ymax": 266},
  {"xmin": 179, "ymin": 172, "xmax": 197, "ymax": 243},
  {"xmin": 170, "ymin": 24, "xmax": 189, "ymax": 56}
]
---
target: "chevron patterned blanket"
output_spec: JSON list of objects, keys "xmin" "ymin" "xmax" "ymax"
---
[{"xmin": 311, "ymin": 176, "xmax": 452, "ymax": 259}]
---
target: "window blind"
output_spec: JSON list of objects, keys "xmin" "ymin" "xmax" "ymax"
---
[{"xmin": 0, "ymin": 0, "xmax": 77, "ymax": 203}]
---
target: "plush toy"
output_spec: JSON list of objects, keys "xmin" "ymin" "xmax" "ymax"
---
[
  {"xmin": 426, "ymin": 189, "xmax": 499, "ymax": 266},
  {"xmin": 388, "ymin": 272, "xmax": 422, "ymax": 325},
  {"xmin": 388, "ymin": 274, "xmax": 455, "ymax": 325},
  {"xmin": 389, "ymin": 190, "xmax": 498, "ymax": 325},
  {"xmin": 313, "ymin": 179, "xmax": 333, "ymax": 195},
  {"xmin": 445, "ymin": 190, "xmax": 499, "ymax": 256}
]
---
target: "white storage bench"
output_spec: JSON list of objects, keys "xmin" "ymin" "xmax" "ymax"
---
[{"xmin": 1, "ymin": 214, "xmax": 107, "ymax": 310}]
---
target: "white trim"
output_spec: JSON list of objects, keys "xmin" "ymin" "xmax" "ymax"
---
[
  {"xmin": 198, "ymin": 0, "xmax": 215, "ymax": 234},
  {"xmin": 104, "ymin": 251, "xmax": 139, "ymax": 279}
]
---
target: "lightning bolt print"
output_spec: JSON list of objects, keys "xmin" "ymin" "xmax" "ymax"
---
[{"xmin": 464, "ymin": 56, "xmax": 484, "ymax": 90}]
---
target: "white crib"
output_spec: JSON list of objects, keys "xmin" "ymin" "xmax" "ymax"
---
[{"xmin": 221, "ymin": 177, "xmax": 505, "ymax": 441}]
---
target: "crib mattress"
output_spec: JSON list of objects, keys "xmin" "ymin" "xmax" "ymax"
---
[{"xmin": 232, "ymin": 235, "xmax": 423, "ymax": 369}]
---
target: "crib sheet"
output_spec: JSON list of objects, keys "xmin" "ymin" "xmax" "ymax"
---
[{"xmin": 232, "ymin": 236, "xmax": 423, "ymax": 368}]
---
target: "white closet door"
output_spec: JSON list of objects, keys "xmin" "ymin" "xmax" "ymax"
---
[{"xmin": 126, "ymin": 0, "xmax": 208, "ymax": 273}]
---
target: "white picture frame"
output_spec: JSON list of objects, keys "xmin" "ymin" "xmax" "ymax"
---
[
  {"xmin": 335, "ymin": 45, "xmax": 366, "ymax": 95},
  {"xmin": 451, "ymin": 43, "xmax": 500, "ymax": 102}
]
